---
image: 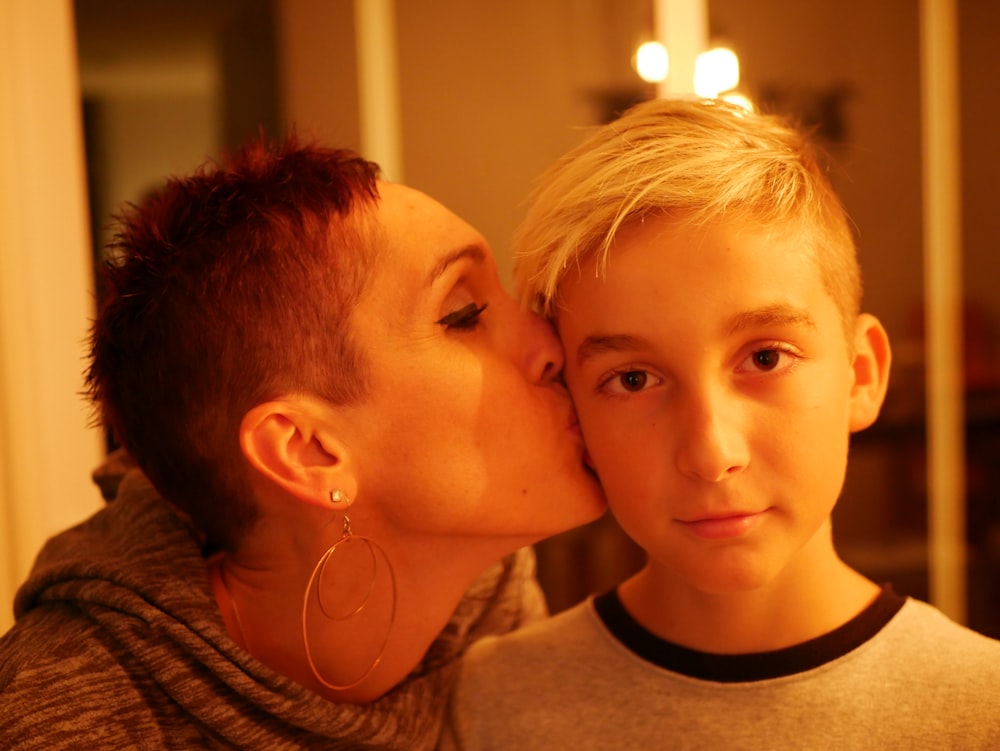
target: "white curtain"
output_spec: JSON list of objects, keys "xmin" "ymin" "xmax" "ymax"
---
[{"xmin": 0, "ymin": 0, "xmax": 104, "ymax": 633}]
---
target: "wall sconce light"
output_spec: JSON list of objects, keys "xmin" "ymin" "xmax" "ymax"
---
[
  {"xmin": 634, "ymin": 41, "xmax": 670, "ymax": 84},
  {"xmin": 693, "ymin": 46, "xmax": 739, "ymax": 98},
  {"xmin": 633, "ymin": 39, "xmax": 750, "ymax": 111}
]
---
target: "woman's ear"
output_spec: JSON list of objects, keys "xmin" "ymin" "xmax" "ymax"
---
[
  {"xmin": 239, "ymin": 397, "xmax": 357, "ymax": 509},
  {"xmin": 848, "ymin": 313, "xmax": 892, "ymax": 433}
]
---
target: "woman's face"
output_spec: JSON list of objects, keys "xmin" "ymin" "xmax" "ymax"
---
[{"xmin": 344, "ymin": 182, "xmax": 605, "ymax": 543}]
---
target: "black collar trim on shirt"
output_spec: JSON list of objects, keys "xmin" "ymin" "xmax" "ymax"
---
[{"xmin": 593, "ymin": 584, "xmax": 906, "ymax": 683}]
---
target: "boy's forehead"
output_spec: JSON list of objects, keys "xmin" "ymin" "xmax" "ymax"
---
[
  {"xmin": 559, "ymin": 216, "xmax": 827, "ymax": 288},
  {"xmin": 554, "ymin": 215, "xmax": 846, "ymax": 337}
]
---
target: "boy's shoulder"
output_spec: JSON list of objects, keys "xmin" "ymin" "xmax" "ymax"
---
[
  {"xmin": 884, "ymin": 597, "xmax": 1000, "ymax": 666},
  {"xmin": 457, "ymin": 594, "xmax": 629, "ymax": 704},
  {"xmin": 448, "ymin": 597, "xmax": 627, "ymax": 750},
  {"xmin": 463, "ymin": 596, "xmax": 604, "ymax": 667}
]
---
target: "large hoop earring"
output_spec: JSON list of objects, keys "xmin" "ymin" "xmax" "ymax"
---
[{"xmin": 302, "ymin": 511, "xmax": 397, "ymax": 691}]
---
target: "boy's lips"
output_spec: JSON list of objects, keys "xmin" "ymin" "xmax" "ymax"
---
[{"xmin": 677, "ymin": 509, "xmax": 770, "ymax": 540}]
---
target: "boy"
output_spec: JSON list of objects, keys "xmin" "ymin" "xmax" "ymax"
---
[{"xmin": 443, "ymin": 99, "xmax": 1000, "ymax": 749}]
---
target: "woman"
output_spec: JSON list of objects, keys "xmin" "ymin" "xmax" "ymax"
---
[{"xmin": 0, "ymin": 136, "xmax": 605, "ymax": 749}]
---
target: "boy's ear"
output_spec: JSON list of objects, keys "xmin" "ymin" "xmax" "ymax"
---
[
  {"xmin": 848, "ymin": 313, "xmax": 892, "ymax": 433},
  {"xmin": 239, "ymin": 397, "xmax": 357, "ymax": 509}
]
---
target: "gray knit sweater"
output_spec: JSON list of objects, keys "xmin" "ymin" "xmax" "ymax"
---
[
  {"xmin": 0, "ymin": 464, "xmax": 545, "ymax": 749},
  {"xmin": 444, "ymin": 588, "xmax": 1000, "ymax": 750}
]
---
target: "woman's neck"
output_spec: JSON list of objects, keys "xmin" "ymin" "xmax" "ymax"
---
[{"xmin": 209, "ymin": 533, "xmax": 512, "ymax": 703}]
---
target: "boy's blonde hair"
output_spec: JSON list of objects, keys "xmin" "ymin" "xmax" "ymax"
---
[{"xmin": 514, "ymin": 98, "xmax": 862, "ymax": 330}]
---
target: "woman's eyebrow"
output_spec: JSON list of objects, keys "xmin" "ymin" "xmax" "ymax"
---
[{"xmin": 426, "ymin": 244, "xmax": 486, "ymax": 285}]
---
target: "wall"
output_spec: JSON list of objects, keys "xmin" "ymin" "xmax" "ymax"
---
[
  {"xmin": 396, "ymin": 0, "xmax": 648, "ymax": 282},
  {"xmin": 959, "ymin": 1, "xmax": 1000, "ymax": 379},
  {"xmin": 277, "ymin": 0, "xmax": 651, "ymax": 284}
]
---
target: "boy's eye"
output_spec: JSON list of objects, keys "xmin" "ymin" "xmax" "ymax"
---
[
  {"xmin": 619, "ymin": 371, "xmax": 648, "ymax": 391},
  {"xmin": 752, "ymin": 349, "xmax": 782, "ymax": 370},
  {"xmin": 437, "ymin": 302, "xmax": 488, "ymax": 330},
  {"xmin": 739, "ymin": 345, "xmax": 799, "ymax": 374},
  {"xmin": 599, "ymin": 368, "xmax": 660, "ymax": 395}
]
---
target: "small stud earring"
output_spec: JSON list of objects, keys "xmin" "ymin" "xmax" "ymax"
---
[{"xmin": 329, "ymin": 489, "xmax": 350, "ymax": 505}]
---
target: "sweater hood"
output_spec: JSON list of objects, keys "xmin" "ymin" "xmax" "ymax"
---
[{"xmin": 11, "ymin": 455, "xmax": 543, "ymax": 749}]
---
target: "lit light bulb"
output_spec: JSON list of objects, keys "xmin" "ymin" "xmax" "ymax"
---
[
  {"xmin": 694, "ymin": 47, "xmax": 739, "ymax": 98},
  {"xmin": 635, "ymin": 41, "xmax": 669, "ymax": 84}
]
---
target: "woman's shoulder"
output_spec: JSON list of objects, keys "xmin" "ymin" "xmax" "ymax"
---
[
  {"xmin": 0, "ymin": 605, "xmax": 168, "ymax": 747},
  {"xmin": 1, "ymin": 601, "xmax": 132, "ymax": 689}
]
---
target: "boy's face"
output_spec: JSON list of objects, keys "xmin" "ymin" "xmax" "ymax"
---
[{"xmin": 556, "ymin": 216, "xmax": 885, "ymax": 594}]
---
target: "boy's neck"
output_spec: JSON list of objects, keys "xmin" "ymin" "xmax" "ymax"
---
[{"xmin": 618, "ymin": 540, "xmax": 880, "ymax": 655}]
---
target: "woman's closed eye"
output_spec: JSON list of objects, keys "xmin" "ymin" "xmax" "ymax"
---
[{"xmin": 437, "ymin": 302, "xmax": 488, "ymax": 330}]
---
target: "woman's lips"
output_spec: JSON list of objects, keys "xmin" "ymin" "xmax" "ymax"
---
[{"xmin": 677, "ymin": 510, "xmax": 769, "ymax": 540}]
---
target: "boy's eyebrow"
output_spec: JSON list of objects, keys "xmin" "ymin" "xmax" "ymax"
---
[
  {"xmin": 574, "ymin": 305, "xmax": 817, "ymax": 366},
  {"xmin": 575, "ymin": 334, "xmax": 650, "ymax": 366},
  {"xmin": 725, "ymin": 305, "xmax": 817, "ymax": 335}
]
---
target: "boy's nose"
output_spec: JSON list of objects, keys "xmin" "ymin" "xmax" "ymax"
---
[{"xmin": 674, "ymin": 392, "xmax": 750, "ymax": 482}]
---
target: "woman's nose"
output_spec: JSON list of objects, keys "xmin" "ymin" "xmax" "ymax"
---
[{"xmin": 515, "ymin": 305, "xmax": 565, "ymax": 385}]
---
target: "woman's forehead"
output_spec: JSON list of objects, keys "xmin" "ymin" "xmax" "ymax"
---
[{"xmin": 373, "ymin": 181, "xmax": 490, "ymax": 272}]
